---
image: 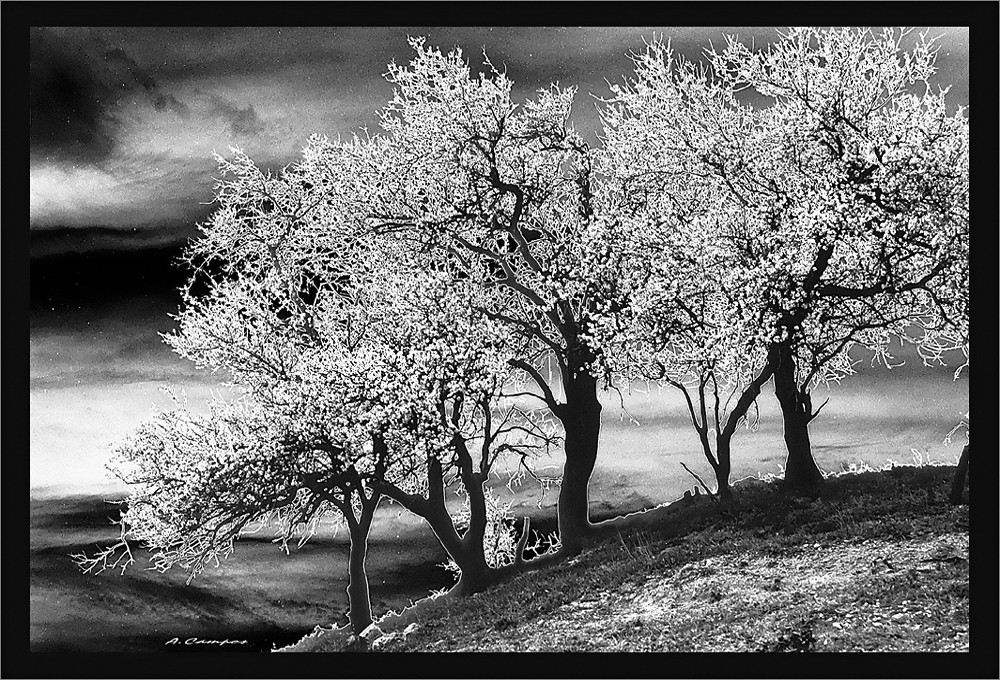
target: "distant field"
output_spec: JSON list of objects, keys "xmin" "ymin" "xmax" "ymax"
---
[
  {"xmin": 30, "ymin": 495, "xmax": 455, "ymax": 652},
  {"xmin": 506, "ymin": 364, "xmax": 968, "ymax": 517},
  {"xmin": 29, "ymin": 297, "xmax": 968, "ymax": 652}
]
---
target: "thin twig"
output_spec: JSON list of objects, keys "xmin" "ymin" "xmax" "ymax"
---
[{"xmin": 680, "ymin": 461, "xmax": 714, "ymax": 497}]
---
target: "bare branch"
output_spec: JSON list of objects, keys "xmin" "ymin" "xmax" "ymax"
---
[{"xmin": 679, "ymin": 462, "xmax": 714, "ymax": 498}]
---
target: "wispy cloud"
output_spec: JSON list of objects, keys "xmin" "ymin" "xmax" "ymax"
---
[
  {"xmin": 30, "ymin": 152, "xmax": 215, "ymax": 230},
  {"xmin": 195, "ymin": 90, "xmax": 265, "ymax": 137}
]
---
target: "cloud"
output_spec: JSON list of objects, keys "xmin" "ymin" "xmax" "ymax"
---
[
  {"xmin": 30, "ymin": 152, "xmax": 215, "ymax": 231},
  {"xmin": 195, "ymin": 90, "xmax": 265, "ymax": 137},
  {"xmin": 28, "ymin": 30, "xmax": 280, "ymax": 239},
  {"xmin": 29, "ymin": 28, "xmax": 190, "ymax": 164},
  {"xmin": 29, "ymin": 28, "xmax": 117, "ymax": 162}
]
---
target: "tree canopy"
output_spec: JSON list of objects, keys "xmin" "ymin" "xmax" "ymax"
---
[
  {"xmin": 79, "ymin": 29, "xmax": 969, "ymax": 635},
  {"xmin": 598, "ymin": 27, "xmax": 969, "ymax": 493}
]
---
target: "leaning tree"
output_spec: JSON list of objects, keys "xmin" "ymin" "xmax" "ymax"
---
[
  {"xmin": 74, "ymin": 396, "xmax": 393, "ymax": 635},
  {"xmin": 356, "ymin": 264, "xmax": 561, "ymax": 596},
  {"xmin": 602, "ymin": 28, "xmax": 969, "ymax": 494},
  {"xmin": 254, "ymin": 127, "xmax": 565, "ymax": 595},
  {"xmin": 72, "ymin": 145, "xmax": 413, "ymax": 634},
  {"xmin": 289, "ymin": 130, "xmax": 565, "ymax": 595}
]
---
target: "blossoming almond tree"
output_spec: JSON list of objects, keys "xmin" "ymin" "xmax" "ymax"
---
[
  {"xmin": 73, "ymin": 144, "xmax": 551, "ymax": 633},
  {"xmin": 594, "ymin": 43, "xmax": 796, "ymax": 500},
  {"xmin": 360, "ymin": 270, "xmax": 561, "ymax": 595},
  {"xmin": 74, "ymin": 395, "xmax": 393, "ymax": 635},
  {"xmin": 581, "ymin": 210, "xmax": 775, "ymax": 502},
  {"xmin": 238, "ymin": 131, "xmax": 562, "ymax": 595},
  {"xmin": 910, "ymin": 257, "xmax": 969, "ymax": 505},
  {"xmin": 289, "ymin": 218, "xmax": 559, "ymax": 596},
  {"xmin": 602, "ymin": 28, "xmax": 969, "ymax": 494},
  {"xmin": 354, "ymin": 38, "xmax": 611, "ymax": 554},
  {"xmin": 71, "ymin": 145, "xmax": 408, "ymax": 634}
]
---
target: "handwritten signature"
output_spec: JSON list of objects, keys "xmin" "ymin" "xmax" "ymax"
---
[{"xmin": 165, "ymin": 637, "xmax": 250, "ymax": 647}]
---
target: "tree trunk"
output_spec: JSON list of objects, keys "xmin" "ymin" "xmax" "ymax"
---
[
  {"xmin": 715, "ymin": 436, "xmax": 733, "ymax": 501},
  {"xmin": 415, "ymin": 500, "xmax": 497, "ymax": 597},
  {"xmin": 450, "ymin": 545, "xmax": 492, "ymax": 597},
  {"xmin": 779, "ymin": 405, "xmax": 823, "ymax": 496},
  {"xmin": 949, "ymin": 444, "xmax": 969, "ymax": 505},
  {"xmin": 715, "ymin": 359, "xmax": 776, "ymax": 501},
  {"xmin": 771, "ymin": 343, "xmax": 824, "ymax": 496},
  {"xmin": 452, "ymin": 468, "xmax": 492, "ymax": 596},
  {"xmin": 558, "ymin": 369, "xmax": 602, "ymax": 555},
  {"xmin": 345, "ymin": 494, "xmax": 379, "ymax": 635}
]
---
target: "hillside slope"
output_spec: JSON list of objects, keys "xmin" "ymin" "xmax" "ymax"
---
[{"xmin": 283, "ymin": 464, "xmax": 969, "ymax": 653}]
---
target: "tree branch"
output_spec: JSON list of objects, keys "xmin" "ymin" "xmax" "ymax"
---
[
  {"xmin": 680, "ymin": 462, "xmax": 714, "ymax": 497},
  {"xmin": 509, "ymin": 359, "xmax": 563, "ymax": 416}
]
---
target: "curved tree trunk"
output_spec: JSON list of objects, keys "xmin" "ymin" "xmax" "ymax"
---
[
  {"xmin": 377, "ymin": 457, "xmax": 501, "ymax": 598},
  {"xmin": 409, "ymin": 499, "xmax": 496, "ymax": 597},
  {"xmin": 345, "ymin": 491, "xmax": 380, "ymax": 635},
  {"xmin": 450, "ymin": 465, "xmax": 492, "ymax": 597},
  {"xmin": 558, "ymin": 369, "xmax": 602, "ymax": 555},
  {"xmin": 778, "ymin": 404, "xmax": 823, "ymax": 495},
  {"xmin": 684, "ymin": 363, "xmax": 774, "ymax": 503},
  {"xmin": 345, "ymin": 530, "xmax": 373, "ymax": 634},
  {"xmin": 949, "ymin": 444, "xmax": 969, "ymax": 505},
  {"xmin": 378, "ymin": 437, "xmax": 573, "ymax": 600},
  {"xmin": 771, "ymin": 343, "xmax": 824, "ymax": 496}
]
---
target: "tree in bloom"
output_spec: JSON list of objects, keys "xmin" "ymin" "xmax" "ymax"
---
[
  {"xmin": 351, "ymin": 38, "xmax": 613, "ymax": 554},
  {"xmin": 581, "ymin": 210, "xmax": 775, "ymax": 501},
  {"xmin": 361, "ymin": 271, "xmax": 561, "ymax": 595},
  {"xmin": 909, "ymin": 247, "xmax": 969, "ymax": 505},
  {"xmin": 600, "ymin": 28, "xmax": 969, "ymax": 494},
  {"xmin": 247, "ymin": 130, "xmax": 562, "ymax": 595},
  {"xmin": 76, "ymin": 137, "xmax": 558, "ymax": 634},
  {"xmin": 74, "ymin": 396, "xmax": 390, "ymax": 635},
  {"xmin": 71, "ymin": 145, "xmax": 407, "ymax": 634}
]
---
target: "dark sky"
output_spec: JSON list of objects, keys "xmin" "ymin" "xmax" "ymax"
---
[{"xmin": 29, "ymin": 26, "xmax": 970, "ymax": 258}]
